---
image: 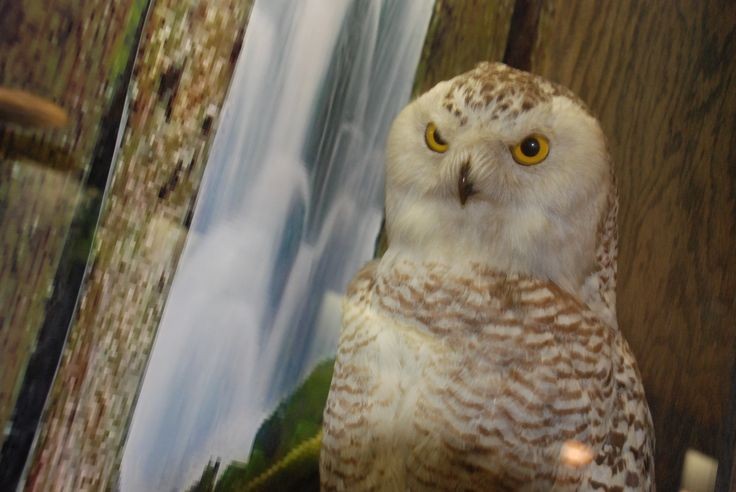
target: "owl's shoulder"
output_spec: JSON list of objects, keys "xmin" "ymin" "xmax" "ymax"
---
[{"xmin": 346, "ymin": 259, "xmax": 379, "ymax": 300}]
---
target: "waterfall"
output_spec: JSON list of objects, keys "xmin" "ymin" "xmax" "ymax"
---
[{"xmin": 120, "ymin": 0, "xmax": 433, "ymax": 489}]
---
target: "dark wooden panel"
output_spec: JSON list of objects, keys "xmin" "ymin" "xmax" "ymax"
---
[
  {"xmin": 716, "ymin": 359, "xmax": 736, "ymax": 490},
  {"xmin": 531, "ymin": 1, "xmax": 736, "ymax": 489},
  {"xmin": 502, "ymin": 0, "xmax": 543, "ymax": 70},
  {"xmin": 411, "ymin": 0, "xmax": 515, "ymax": 96}
]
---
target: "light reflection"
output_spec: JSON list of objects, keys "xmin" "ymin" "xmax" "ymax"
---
[
  {"xmin": 680, "ymin": 448, "xmax": 718, "ymax": 492},
  {"xmin": 559, "ymin": 439, "xmax": 594, "ymax": 469}
]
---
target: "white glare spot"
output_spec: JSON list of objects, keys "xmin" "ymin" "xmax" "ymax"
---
[
  {"xmin": 560, "ymin": 440, "xmax": 594, "ymax": 468},
  {"xmin": 680, "ymin": 448, "xmax": 718, "ymax": 492}
]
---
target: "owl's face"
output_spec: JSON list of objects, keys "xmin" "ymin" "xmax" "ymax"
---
[{"xmin": 384, "ymin": 62, "xmax": 612, "ymax": 293}]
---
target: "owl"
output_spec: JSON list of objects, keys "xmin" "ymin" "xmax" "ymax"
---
[{"xmin": 320, "ymin": 62, "xmax": 654, "ymax": 491}]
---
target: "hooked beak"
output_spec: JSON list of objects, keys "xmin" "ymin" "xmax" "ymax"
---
[{"xmin": 458, "ymin": 160, "xmax": 476, "ymax": 206}]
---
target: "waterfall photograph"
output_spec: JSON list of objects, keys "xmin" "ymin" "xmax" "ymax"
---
[{"xmin": 120, "ymin": 1, "xmax": 432, "ymax": 489}]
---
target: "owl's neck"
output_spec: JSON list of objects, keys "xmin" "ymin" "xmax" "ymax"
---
[{"xmin": 384, "ymin": 196, "xmax": 599, "ymax": 300}]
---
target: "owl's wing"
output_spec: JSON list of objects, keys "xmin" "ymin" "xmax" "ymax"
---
[
  {"xmin": 525, "ymin": 284, "xmax": 654, "ymax": 491},
  {"xmin": 320, "ymin": 260, "xmax": 381, "ymax": 490},
  {"xmin": 594, "ymin": 332, "xmax": 655, "ymax": 491},
  {"xmin": 575, "ymin": 306, "xmax": 655, "ymax": 491}
]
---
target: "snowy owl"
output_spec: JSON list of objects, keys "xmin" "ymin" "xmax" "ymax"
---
[{"xmin": 320, "ymin": 62, "xmax": 654, "ymax": 491}]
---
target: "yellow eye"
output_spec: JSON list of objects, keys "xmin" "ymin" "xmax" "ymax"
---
[
  {"xmin": 425, "ymin": 122, "xmax": 449, "ymax": 153},
  {"xmin": 511, "ymin": 134, "xmax": 550, "ymax": 166}
]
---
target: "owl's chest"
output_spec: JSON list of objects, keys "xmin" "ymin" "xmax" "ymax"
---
[
  {"xmin": 357, "ymin": 312, "xmax": 564, "ymax": 416},
  {"xmin": 349, "ymin": 287, "xmax": 610, "ymax": 448},
  {"xmin": 329, "ymin": 272, "xmax": 617, "ymax": 490}
]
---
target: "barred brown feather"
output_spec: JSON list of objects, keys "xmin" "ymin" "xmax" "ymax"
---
[{"xmin": 321, "ymin": 261, "xmax": 653, "ymax": 491}]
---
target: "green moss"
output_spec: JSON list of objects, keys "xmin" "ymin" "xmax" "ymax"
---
[
  {"xmin": 243, "ymin": 431, "xmax": 322, "ymax": 492},
  {"xmin": 189, "ymin": 359, "xmax": 335, "ymax": 492},
  {"xmin": 109, "ymin": 0, "xmax": 150, "ymax": 83}
]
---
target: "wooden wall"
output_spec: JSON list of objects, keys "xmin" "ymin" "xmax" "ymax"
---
[
  {"xmin": 415, "ymin": 0, "xmax": 736, "ymax": 490},
  {"xmin": 534, "ymin": 1, "xmax": 736, "ymax": 489},
  {"xmin": 412, "ymin": 0, "xmax": 516, "ymax": 96}
]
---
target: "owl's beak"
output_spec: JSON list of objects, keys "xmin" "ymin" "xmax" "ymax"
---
[{"xmin": 458, "ymin": 161, "xmax": 476, "ymax": 206}]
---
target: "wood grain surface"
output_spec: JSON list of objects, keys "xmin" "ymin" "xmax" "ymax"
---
[
  {"xmin": 411, "ymin": 0, "xmax": 515, "ymax": 96},
  {"xmin": 531, "ymin": 1, "xmax": 736, "ymax": 489},
  {"xmin": 722, "ymin": 360, "xmax": 736, "ymax": 491}
]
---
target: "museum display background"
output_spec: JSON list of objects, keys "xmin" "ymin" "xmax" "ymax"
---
[{"xmin": 0, "ymin": 1, "xmax": 733, "ymax": 490}]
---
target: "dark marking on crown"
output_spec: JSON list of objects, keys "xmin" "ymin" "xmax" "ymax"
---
[{"xmin": 440, "ymin": 62, "xmax": 591, "ymax": 124}]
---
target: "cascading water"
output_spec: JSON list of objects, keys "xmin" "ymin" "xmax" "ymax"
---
[{"xmin": 119, "ymin": 0, "xmax": 433, "ymax": 489}]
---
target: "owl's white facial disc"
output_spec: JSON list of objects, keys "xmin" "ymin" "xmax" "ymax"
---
[{"xmin": 384, "ymin": 62, "xmax": 612, "ymax": 294}]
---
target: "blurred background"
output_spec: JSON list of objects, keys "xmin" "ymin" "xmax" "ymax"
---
[{"xmin": 0, "ymin": 0, "xmax": 733, "ymax": 491}]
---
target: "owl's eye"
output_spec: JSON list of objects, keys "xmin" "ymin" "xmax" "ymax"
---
[
  {"xmin": 425, "ymin": 122, "xmax": 449, "ymax": 153},
  {"xmin": 511, "ymin": 134, "xmax": 550, "ymax": 166}
]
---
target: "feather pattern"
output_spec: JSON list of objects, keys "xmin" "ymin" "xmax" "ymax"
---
[{"xmin": 321, "ymin": 260, "xmax": 653, "ymax": 491}]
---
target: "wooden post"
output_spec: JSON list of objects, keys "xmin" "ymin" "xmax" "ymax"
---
[{"xmin": 22, "ymin": 1, "xmax": 255, "ymax": 490}]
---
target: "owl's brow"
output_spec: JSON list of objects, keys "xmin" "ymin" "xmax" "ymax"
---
[{"xmin": 441, "ymin": 63, "xmax": 591, "ymax": 124}]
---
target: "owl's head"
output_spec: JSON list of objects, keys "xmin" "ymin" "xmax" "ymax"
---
[{"xmin": 384, "ymin": 62, "xmax": 614, "ymax": 295}]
